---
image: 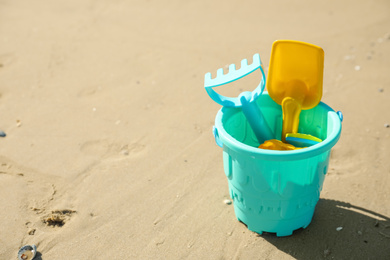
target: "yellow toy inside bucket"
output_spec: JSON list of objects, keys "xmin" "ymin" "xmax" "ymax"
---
[{"xmin": 266, "ymin": 40, "xmax": 324, "ymax": 142}]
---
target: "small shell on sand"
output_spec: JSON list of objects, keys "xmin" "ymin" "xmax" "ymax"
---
[
  {"xmin": 17, "ymin": 245, "xmax": 37, "ymax": 260},
  {"xmin": 223, "ymin": 199, "xmax": 232, "ymax": 205}
]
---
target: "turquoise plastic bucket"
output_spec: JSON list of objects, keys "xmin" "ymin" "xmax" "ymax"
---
[{"xmin": 213, "ymin": 92, "xmax": 342, "ymax": 237}]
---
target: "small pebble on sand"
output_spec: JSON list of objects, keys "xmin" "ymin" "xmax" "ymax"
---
[
  {"xmin": 344, "ymin": 55, "xmax": 354, "ymax": 60},
  {"xmin": 378, "ymin": 88, "xmax": 384, "ymax": 92},
  {"xmin": 28, "ymin": 228, "xmax": 36, "ymax": 235},
  {"xmin": 385, "ymin": 123, "xmax": 390, "ymax": 128},
  {"xmin": 324, "ymin": 249, "xmax": 331, "ymax": 257},
  {"xmin": 223, "ymin": 199, "xmax": 232, "ymax": 205},
  {"xmin": 354, "ymin": 65, "xmax": 361, "ymax": 71},
  {"xmin": 0, "ymin": 130, "xmax": 6, "ymax": 137}
]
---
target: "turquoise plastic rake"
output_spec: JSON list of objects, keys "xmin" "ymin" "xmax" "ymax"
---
[{"xmin": 204, "ymin": 54, "xmax": 274, "ymax": 144}]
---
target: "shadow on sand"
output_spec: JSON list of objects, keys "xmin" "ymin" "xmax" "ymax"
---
[
  {"xmin": 35, "ymin": 252, "xmax": 43, "ymax": 260},
  {"xmin": 260, "ymin": 199, "xmax": 390, "ymax": 259}
]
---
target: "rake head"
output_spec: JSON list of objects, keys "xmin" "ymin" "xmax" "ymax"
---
[
  {"xmin": 204, "ymin": 53, "xmax": 265, "ymax": 107},
  {"xmin": 205, "ymin": 53, "xmax": 263, "ymax": 88},
  {"xmin": 204, "ymin": 53, "xmax": 274, "ymax": 143}
]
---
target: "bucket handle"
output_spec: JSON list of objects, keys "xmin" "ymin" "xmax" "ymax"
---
[
  {"xmin": 213, "ymin": 126, "xmax": 223, "ymax": 148},
  {"xmin": 337, "ymin": 111, "xmax": 343, "ymax": 122}
]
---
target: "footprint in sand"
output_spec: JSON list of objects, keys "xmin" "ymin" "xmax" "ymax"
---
[
  {"xmin": 25, "ymin": 221, "xmax": 36, "ymax": 235},
  {"xmin": 80, "ymin": 139, "xmax": 147, "ymax": 161},
  {"xmin": 80, "ymin": 140, "xmax": 113, "ymax": 158},
  {"xmin": 0, "ymin": 162, "xmax": 25, "ymax": 177}
]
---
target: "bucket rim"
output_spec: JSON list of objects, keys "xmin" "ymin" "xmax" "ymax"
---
[{"xmin": 214, "ymin": 93, "xmax": 342, "ymax": 161}]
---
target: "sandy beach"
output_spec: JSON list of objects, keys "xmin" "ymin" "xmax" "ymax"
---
[{"xmin": 1, "ymin": 0, "xmax": 390, "ymax": 259}]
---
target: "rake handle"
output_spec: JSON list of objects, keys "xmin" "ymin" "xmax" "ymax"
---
[{"xmin": 240, "ymin": 92, "xmax": 274, "ymax": 144}]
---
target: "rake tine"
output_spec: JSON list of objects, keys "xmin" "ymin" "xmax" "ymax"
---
[
  {"xmin": 217, "ymin": 68, "xmax": 224, "ymax": 77},
  {"xmin": 204, "ymin": 72, "xmax": 212, "ymax": 81},
  {"xmin": 241, "ymin": 58, "xmax": 248, "ymax": 69},
  {"xmin": 229, "ymin": 64, "xmax": 236, "ymax": 73}
]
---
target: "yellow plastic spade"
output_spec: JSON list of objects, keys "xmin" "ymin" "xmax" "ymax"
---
[{"xmin": 267, "ymin": 40, "xmax": 324, "ymax": 142}]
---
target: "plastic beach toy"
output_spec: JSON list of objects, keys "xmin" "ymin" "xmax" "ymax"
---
[
  {"xmin": 259, "ymin": 139, "xmax": 300, "ymax": 150},
  {"xmin": 286, "ymin": 133, "xmax": 322, "ymax": 147},
  {"xmin": 212, "ymin": 92, "xmax": 343, "ymax": 236},
  {"xmin": 267, "ymin": 40, "xmax": 324, "ymax": 142},
  {"xmin": 205, "ymin": 54, "xmax": 273, "ymax": 144},
  {"xmin": 18, "ymin": 245, "xmax": 37, "ymax": 260}
]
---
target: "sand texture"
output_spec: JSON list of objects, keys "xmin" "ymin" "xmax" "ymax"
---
[{"xmin": 1, "ymin": 0, "xmax": 390, "ymax": 259}]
